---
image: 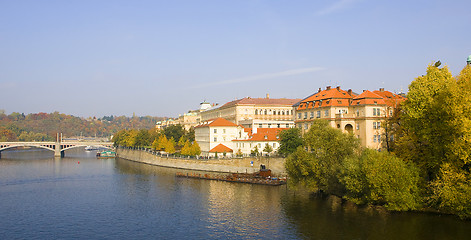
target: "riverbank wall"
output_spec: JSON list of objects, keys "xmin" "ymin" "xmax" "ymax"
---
[{"xmin": 116, "ymin": 148, "xmax": 287, "ymax": 175}]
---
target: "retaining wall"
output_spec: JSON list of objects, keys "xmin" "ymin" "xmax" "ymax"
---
[{"xmin": 116, "ymin": 148, "xmax": 287, "ymax": 176}]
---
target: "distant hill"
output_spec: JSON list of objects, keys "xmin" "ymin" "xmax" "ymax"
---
[{"xmin": 0, "ymin": 111, "xmax": 165, "ymax": 142}]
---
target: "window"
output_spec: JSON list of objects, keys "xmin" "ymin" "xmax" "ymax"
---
[
  {"xmin": 223, "ymin": 129, "xmax": 226, "ymax": 134},
  {"xmin": 255, "ymin": 109, "xmax": 258, "ymax": 115},
  {"xmin": 304, "ymin": 123, "xmax": 308, "ymax": 130},
  {"xmin": 304, "ymin": 112, "xmax": 307, "ymax": 119},
  {"xmin": 377, "ymin": 135, "xmax": 381, "ymax": 142},
  {"xmin": 310, "ymin": 112, "xmax": 314, "ymax": 119},
  {"xmin": 373, "ymin": 122, "xmax": 377, "ymax": 129},
  {"xmin": 214, "ymin": 129, "xmax": 217, "ymax": 133},
  {"xmin": 356, "ymin": 123, "xmax": 360, "ymax": 130},
  {"xmin": 268, "ymin": 124, "xmax": 271, "ymax": 128},
  {"xmin": 298, "ymin": 113, "xmax": 302, "ymax": 119},
  {"xmin": 277, "ymin": 124, "xmax": 280, "ymax": 128},
  {"xmin": 286, "ymin": 124, "xmax": 289, "ymax": 128},
  {"xmin": 214, "ymin": 137, "xmax": 217, "ymax": 142},
  {"xmin": 316, "ymin": 111, "xmax": 321, "ymax": 118},
  {"xmin": 264, "ymin": 110, "xmax": 267, "ymax": 115},
  {"xmin": 356, "ymin": 110, "xmax": 360, "ymax": 117},
  {"xmin": 373, "ymin": 121, "xmax": 381, "ymax": 129},
  {"xmin": 373, "ymin": 135, "xmax": 377, "ymax": 143},
  {"xmin": 324, "ymin": 110, "xmax": 329, "ymax": 117},
  {"xmin": 273, "ymin": 143, "xmax": 276, "ymax": 148},
  {"xmin": 373, "ymin": 108, "xmax": 381, "ymax": 116},
  {"xmin": 258, "ymin": 143, "xmax": 261, "ymax": 148},
  {"xmin": 259, "ymin": 124, "xmax": 263, "ymax": 128}
]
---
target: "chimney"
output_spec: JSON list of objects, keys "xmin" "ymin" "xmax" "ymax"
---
[
  {"xmin": 318, "ymin": 87, "xmax": 322, "ymax": 93},
  {"xmin": 336, "ymin": 86, "xmax": 340, "ymax": 91},
  {"xmin": 326, "ymin": 86, "xmax": 331, "ymax": 90},
  {"xmin": 363, "ymin": 90, "xmax": 366, "ymax": 92},
  {"xmin": 266, "ymin": 93, "xmax": 270, "ymax": 99},
  {"xmin": 348, "ymin": 89, "xmax": 352, "ymax": 96},
  {"xmin": 379, "ymin": 88, "xmax": 384, "ymax": 92}
]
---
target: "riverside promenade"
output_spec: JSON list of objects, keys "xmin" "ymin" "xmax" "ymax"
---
[{"xmin": 116, "ymin": 148, "xmax": 287, "ymax": 176}]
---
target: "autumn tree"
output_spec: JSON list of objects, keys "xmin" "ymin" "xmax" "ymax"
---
[
  {"xmin": 263, "ymin": 143, "xmax": 273, "ymax": 156},
  {"xmin": 190, "ymin": 141, "xmax": 201, "ymax": 156}
]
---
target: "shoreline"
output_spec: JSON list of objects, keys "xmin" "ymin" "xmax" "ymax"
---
[{"xmin": 116, "ymin": 147, "xmax": 287, "ymax": 176}]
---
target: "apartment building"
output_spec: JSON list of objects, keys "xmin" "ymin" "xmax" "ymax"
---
[
  {"xmin": 294, "ymin": 86, "xmax": 405, "ymax": 149},
  {"xmin": 200, "ymin": 94, "xmax": 300, "ymax": 131}
]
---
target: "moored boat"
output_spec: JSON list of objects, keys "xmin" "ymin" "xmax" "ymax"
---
[{"xmin": 96, "ymin": 150, "xmax": 116, "ymax": 158}]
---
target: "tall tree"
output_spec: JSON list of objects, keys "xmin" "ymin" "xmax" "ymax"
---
[
  {"xmin": 397, "ymin": 63, "xmax": 466, "ymax": 180},
  {"xmin": 277, "ymin": 128, "xmax": 303, "ymax": 157}
]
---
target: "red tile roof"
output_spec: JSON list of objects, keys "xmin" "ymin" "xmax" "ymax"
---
[
  {"xmin": 209, "ymin": 144, "xmax": 233, "ymax": 153},
  {"xmin": 297, "ymin": 87, "xmax": 355, "ymax": 110},
  {"xmin": 297, "ymin": 87, "xmax": 406, "ymax": 109},
  {"xmin": 195, "ymin": 118, "xmax": 238, "ymax": 128},
  {"xmin": 372, "ymin": 90, "xmax": 406, "ymax": 107},
  {"xmin": 233, "ymin": 128, "xmax": 287, "ymax": 142}
]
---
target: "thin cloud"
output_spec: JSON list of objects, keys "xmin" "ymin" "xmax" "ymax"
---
[
  {"xmin": 193, "ymin": 67, "xmax": 324, "ymax": 88},
  {"xmin": 316, "ymin": 0, "xmax": 359, "ymax": 16}
]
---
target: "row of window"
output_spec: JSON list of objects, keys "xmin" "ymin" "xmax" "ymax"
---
[
  {"xmin": 255, "ymin": 109, "xmax": 293, "ymax": 115},
  {"xmin": 234, "ymin": 142, "xmax": 278, "ymax": 148},
  {"xmin": 373, "ymin": 134, "xmax": 381, "ymax": 143},
  {"xmin": 298, "ymin": 110, "xmax": 329, "ymax": 120},
  {"xmin": 258, "ymin": 123, "xmax": 290, "ymax": 128},
  {"xmin": 214, "ymin": 129, "xmax": 226, "ymax": 134}
]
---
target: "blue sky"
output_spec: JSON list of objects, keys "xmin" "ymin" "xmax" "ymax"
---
[{"xmin": 1, "ymin": 0, "xmax": 470, "ymax": 117}]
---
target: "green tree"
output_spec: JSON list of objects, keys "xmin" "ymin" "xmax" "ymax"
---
[
  {"xmin": 302, "ymin": 120, "xmax": 360, "ymax": 195},
  {"xmin": 278, "ymin": 128, "xmax": 303, "ymax": 156},
  {"xmin": 341, "ymin": 149, "xmax": 421, "ymax": 211},
  {"xmin": 163, "ymin": 125, "xmax": 185, "ymax": 143},
  {"xmin": 431, "ymin": 164, "xmax": 471, "ymax": 219},
  {"xmin": 178, "ymin": 136, "xmax": 187, "ymax": 147}
]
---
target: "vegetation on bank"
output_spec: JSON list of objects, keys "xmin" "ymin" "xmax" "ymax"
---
[
  {"xmin": 112, "ymin": 125, "xmax": 200, "ymax": 157},
  {"xmin": 284, "ymin": 63, "xmax": 471, "ymax": 219},
  {"xmin": 0, "ymin": 112, "xmax": 164, "ymax": 141}
]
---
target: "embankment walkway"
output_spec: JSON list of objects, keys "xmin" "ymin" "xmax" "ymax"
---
[{"xmin": 116, "ymin": 148, "xmax": 286, "ymax": 176}]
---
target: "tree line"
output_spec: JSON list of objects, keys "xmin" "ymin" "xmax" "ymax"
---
[
  {"xmin": 112, "ymin": 124, "xmax": 200, "ymax": 156},
  {"xmin": 282, "ymin": 63, "xmax": 471, "ymax": 219},
  {"xmin": 0, "ymin": 112, "xmax": 164, "ymax": 142}
]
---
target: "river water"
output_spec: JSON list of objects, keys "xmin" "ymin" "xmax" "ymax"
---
[{"xmin": 0, "ymin": 148, "xmax": 470, "ymax": 240}]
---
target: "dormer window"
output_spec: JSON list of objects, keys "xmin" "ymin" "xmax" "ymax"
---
[{"xmin": 264, "ymin": 135, "xmax": 268, "ymax": 140}]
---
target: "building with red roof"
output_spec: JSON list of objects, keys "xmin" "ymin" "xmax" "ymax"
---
[
  {"xmin": 200, "ymin": 94, "xmax": 300, "ymax": 132},
  {"xmin": 295, "ymin": 86, "xmax": 405, "ymax": 149},
  {"xmin": 195, "ymin": 117, "xmax": 288, "ymax": 157}
]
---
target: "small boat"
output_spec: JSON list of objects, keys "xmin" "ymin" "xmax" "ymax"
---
[
  {"xmin": 85, "ymin": 146, "xmax": 99, "ymax": 151},
  {"xmin": 96, "ymin": 150, "xmax": 116, "ymax": 158}
]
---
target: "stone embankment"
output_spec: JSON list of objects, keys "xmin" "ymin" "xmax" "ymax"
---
[{"xmin": 116, "ymin": 148, "xmax": 287, "ymax": 176}]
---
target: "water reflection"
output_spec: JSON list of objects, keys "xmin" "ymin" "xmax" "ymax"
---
[
  {"xmin": 281, "ymin": 192, "xmax": 471, "ymax": 240},
  {"xmin": 1, "ymin": 150, "xmax": 470, "ymax": 240}
]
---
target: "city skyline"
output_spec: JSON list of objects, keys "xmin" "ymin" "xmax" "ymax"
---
[{"xmin": 1, "ymin": 0, "xmax": 470, "ymax": 117}]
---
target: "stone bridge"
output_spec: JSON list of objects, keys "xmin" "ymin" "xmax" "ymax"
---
[{"xmin": 0, "ymin": 141, "xmax": 113, "ymax": 158}]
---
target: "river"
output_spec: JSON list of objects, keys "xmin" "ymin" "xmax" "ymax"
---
[{"xmin": 0, "ymin": 148, "xmax": 470, "ymax": 239}]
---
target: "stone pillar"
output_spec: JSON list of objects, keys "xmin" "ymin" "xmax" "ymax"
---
[
  {"xmin": 54, "ymin": 133, "xmax": 62, "ymax": 157},
  {"xmin": 54, "ymin": 142, "xmax": 62, "ymax": 157}
]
